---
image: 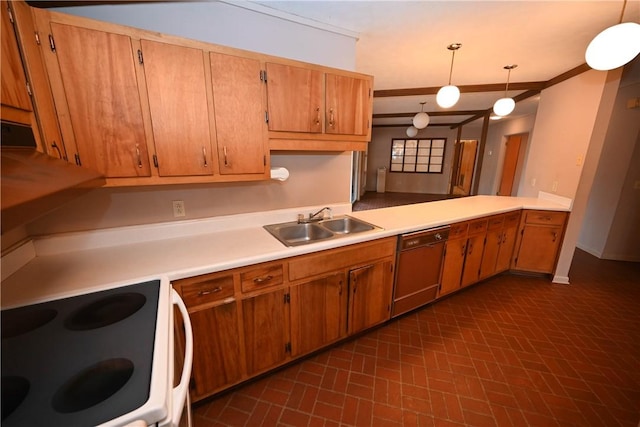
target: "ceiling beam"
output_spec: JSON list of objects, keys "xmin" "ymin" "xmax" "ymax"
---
[
  {"xmin": 374, "ymin": 82, "xmax": 546, "ymax": 98},
  {"xmin": 373, "ymin": 110, "xmax": 484, "ymax": 118},
  {"xmin": 373, "ymin": 123, "xmax": 459, "ymax": 128}
]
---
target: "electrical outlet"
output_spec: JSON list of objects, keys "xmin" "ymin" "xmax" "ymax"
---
[
  {"xmin": 576, "ymin": 155, "xmax": 583, "ymax": 166},
  {"xmin": 173, "ymin": 200, "xmax": 185, "ymax": 217}
]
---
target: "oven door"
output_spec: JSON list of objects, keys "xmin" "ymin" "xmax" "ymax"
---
[{"xmin": 158, "ymin": 289, "xmax": 193, "ymax": 427}]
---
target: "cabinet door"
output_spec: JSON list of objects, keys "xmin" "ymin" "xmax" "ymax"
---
[
  {"xmin": 479, "ymin": 229, "xmax": 501, "ymax": 280},
  {"xmin": 209, "ymin": 52, "xmax": 266, "ymax": 175},
  {"xmin": 189, "ymin": 301, "xmax": 243, "ymax": 399},
  {"xmin": 265, "ymin": 62, "xmax": 322, "ymax": 133},
  {"xmin": 496, "ymin": 225, "xmax": 518, "ymax": 273},
  {"xmin": 48, "ymin": 23, "xmax": 150, "ymax": 177},
  {"xmin": 140, "ymin": 40, "xmax": 213, "ymax": 176},
  {"xmin": 348, "ymin": 260, "xmax": 393, "ymax": 335},
  {"xmin": 289, "ymin": 272, "xmax": 347, "ymax": 357},
  {"xmin": 242, "ymin": 289, "xmax": 288, "ymax": 375},
  {"xmin": 325, "ymin": 73, "xmax": 370, "ymax": 136},
  {"xmin": 514, "ymin": 225, "xmax": 563, "ymax": 273},
  {"xmin": 461, "ymin": 234, "xmax": 484, "ymax": 287},
  {"xmin": 1, "ymin": 2, "xmax": 31, "ymax": 112},
  {"xmin": 440, "ymin": 237, "xmax": 466, "ymax": 296}
]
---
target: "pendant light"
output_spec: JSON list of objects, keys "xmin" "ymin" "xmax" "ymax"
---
[
  {"xmin": 436, "ymin": 43, "xmax": 462, "ymax": 108},
  {"xmin": 585, "ymin": 0, "xmax": 640, "ymax": 71},
  {"xmin": 493, "ymin": 64, "xmax": 517, "ymax": 117},
  {"xmin": 406, "ymin": 125, "xmax": 418, "ymax": 137},
  {"xmin": 412, "ymin": 102, "xmax": 430, "ymax": 129}
]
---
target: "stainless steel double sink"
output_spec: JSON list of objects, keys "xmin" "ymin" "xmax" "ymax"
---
[{"xmin": 264, "ymin": 216, "xmax": 382, "ymax": 247}]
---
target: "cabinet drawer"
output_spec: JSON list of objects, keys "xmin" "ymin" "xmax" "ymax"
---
[
  {"xmin": 177, "ymin": 274, "xmax": 235, "ymax": 308},
  {"xmin": 525, "ymin": 210, "xmax": 567, "ymax": 226},
  {"xmin": 468, "ymin": 219, "xmax": 488, "ymax": 235},
  {"xmin": 487, "ymin": 215, "xmax": 504, "ymax": 231},
  {"xmin": 449, "ymin": 222, "xmax": 468, "ymax": 239},
  {"xmin": 240, "ymin": 262, "xmax": 284, "ymax": 293},
  {"xmin": 504, "ymin": 211, "xmax": 521, "ymax": 227}
]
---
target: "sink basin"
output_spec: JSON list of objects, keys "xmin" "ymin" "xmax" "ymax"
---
[
  {"xmin": 264, "ymin": 215, "xmax": 381, "ymax": 247},
  {"xmin": 321, "ymin": 217, "xmax": 375, "ymax": 234},
  {"xmin": 275, "ymin": 223, "xmax": 333, "ymax": 246}
]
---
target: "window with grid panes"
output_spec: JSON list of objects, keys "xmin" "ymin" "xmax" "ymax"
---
[{"xmin": 390, "ymin": 138, "xmax": 446, "ymax": 173}]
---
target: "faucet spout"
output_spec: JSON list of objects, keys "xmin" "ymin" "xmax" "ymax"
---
[{"xmin": 298, "ymin": 207, "xmax": 333, "ymax": 223}]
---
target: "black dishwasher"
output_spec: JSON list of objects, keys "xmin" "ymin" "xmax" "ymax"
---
[{"xmin": 392, "ymin": 226, "xmax": 449, "ymax": 317}]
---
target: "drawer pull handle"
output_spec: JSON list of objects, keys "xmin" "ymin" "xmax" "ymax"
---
[
  {"xmin": 538, "ymin": 216, "xmax": 552, "ymax": 221},
  {"xmin": 198, "ymin": 287, "xmax": 222, "ymax": 296},
  {"xmin": 253, "ymin": 275, "xmax": 273, "ymax": 284}
]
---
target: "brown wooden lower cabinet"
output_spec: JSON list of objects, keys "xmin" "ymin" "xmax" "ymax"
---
[
  {"xmin": 173, "ymin": 237, "xmax": 396, "ymax": 402},
  {"xmin": 242, "ymin": 288, "xmax": 289, "ymax": 376},
  {"xmin": 512, "ymin": 210, "xmax": 568, "ymax": 273},
  {"xmin": 289, "ymin": 272, "xmax": 347, "ymax": 357},
  {"xmin": 348, "ymin": 260, "xmax": 394, "ymax": 335}
]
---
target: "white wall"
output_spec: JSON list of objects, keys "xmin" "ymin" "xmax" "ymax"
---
[
  {"xmin": 367, "ymin": 125, "xmax": 481, "ymax": 194},
  {"xmin": 27, "ymin": 3, "xmax": 357, "ymax": 235},
  {"xmin": 578, "ymin": 58, "xmax": 640, "ymax": 261}
]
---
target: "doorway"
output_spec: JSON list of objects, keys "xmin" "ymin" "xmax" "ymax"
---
[
  {"xmin": 450, "ymin": 139, "xmax": 478, "ymax": 196},
  {"xmin": 497, "ymin": 133, "xmax": 528, "ymax": 196}
]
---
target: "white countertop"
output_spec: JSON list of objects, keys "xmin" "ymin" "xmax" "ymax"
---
[{"xmin": 1, "ymin": 195, "xmax": 570, "ymax": 309}]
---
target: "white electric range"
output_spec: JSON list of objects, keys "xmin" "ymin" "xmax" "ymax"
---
[{"xmin": 1, "ymin": 276, "xmax": 192, "ymax": 427}]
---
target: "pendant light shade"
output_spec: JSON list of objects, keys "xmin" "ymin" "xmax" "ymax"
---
[
  {"xmin": 493, "ymin": 97, "xmax": 515, "ymax": 116},
  {"xmin": 586, "ymin": 22, "xmax": 640, "ymax": 70},
  {"xmin": 412, "ymin": 102, "xmax": 430, "ymax": 129},
  {"xmin": 493, "ymin": 64, "xmax": 517, "ymax": 117},
  {"xmin": 406, "ymin": 126, "xmax": 418, "ymax": 137},
  {"xmin": 437, "ymin": 43, "xmax": 462, "ymax": 108},
  {"xmin": 436, "ymin": 85, "xmax": 461, "ymax": 109}
]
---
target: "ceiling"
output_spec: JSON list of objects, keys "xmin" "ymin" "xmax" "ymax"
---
[{"xmin": 251, "ymin": 1, "xmax": 640, "ymax": 130}]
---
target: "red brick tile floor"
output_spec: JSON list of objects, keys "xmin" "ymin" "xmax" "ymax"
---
[{"xmin": 193, "ymin": 249, "xmax": 640, "ymax": 426}]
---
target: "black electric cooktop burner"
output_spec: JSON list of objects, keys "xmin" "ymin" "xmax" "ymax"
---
[{"xmin": 1, "ymin": 280, "xmax": 160, "ymax": 427}]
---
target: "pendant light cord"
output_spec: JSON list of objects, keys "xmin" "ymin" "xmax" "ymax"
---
[
  {"xmin": 447, "ymin": 50, "xmax": 456, "ymax": 85},
  {"xmin": 504, "ymin": 69, "xmax": 511, "ymax": 97},
  {"xmin": 619, "ymin": 0, "xmax": 627, "ymax": 23}
]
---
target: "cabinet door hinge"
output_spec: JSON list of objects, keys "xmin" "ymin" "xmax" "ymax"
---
[
  {"xmin": 284, "ymin": 293, "xmax": 290, "ymax": 304},
  {"xmin": 264, "ymin": 111, "xmax": 269, "ymax": 123},
  {"xmin": 137, "ymin": 49, "xmax": 143, "ymax": 64},
  {"xmin": 34, "ymin": 32, "xmax": 41, "ymax": 45},
  {"xmin": 48, "ymin": 34, "xmax": 56, "ymax": 52},
  {"xmin": 74, "ymin": 153, "xmax": 81, "ymax": 166},
  {"xmin": 285, "ymin": 342, "xmax": 291, "ymax": 353},
  {"xmin": 152, "ymin": 154, "xmax": 159, "ymax": 168}
]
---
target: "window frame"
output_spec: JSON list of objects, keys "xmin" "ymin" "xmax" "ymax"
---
[{"xmin": 389, "ymin": 138, "xmax": 447, "ymax": 174}]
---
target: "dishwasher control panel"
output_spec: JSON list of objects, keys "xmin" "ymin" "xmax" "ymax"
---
[{"xmin": 398, "ymin": 226, "xmax": 450, "ymax": 250}]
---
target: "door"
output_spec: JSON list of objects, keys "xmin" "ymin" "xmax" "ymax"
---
[
  {"xmin": 514, "ymin": 225, "xmax": 563, "ymax": 273},
  {"xmin": 497, "ymin": 134, "xmax": 523, "ymax": 196},
  {"xmin": 265, "ymin": 62, "xmax": 322, "ymax": 133},
  {"xmin": 440, "ymin": 237, "xmax": 466, "ymax": 296},
  {"xmin": 47, "ymin": 23, "xmax": 151, "ymax": 177},
  {"xmin": 325, "ymin": 73, "xmax": 370, "ymax": 136},
  {"xmin": 451, "ymin": 140, "xmax": 477, "ymax": 196},
  {"xmin": 242, "ymin": 289, "xmax": 288, "ymax": 375},
  {"xmin": 289, "ymin": 273, "xmax": 347, "ymax": 357},
  {"xmin": 348, "ymin": 260, "xmax": 393, "ymax": 334},
  {"xmin": 189, "ymin": 301, "xmax": 243, "ymax": 398},
  {"xmin": 209, "ymin": 52, "xmax": 266, "ymax": 175},
  {"xmin": 460, "ymin": 234, "xmax": 484, "ymax": 287},
  {"xmin": 1, "ymin": 2, "xmax": 31, "ymax": 112},
  {"xmin": 140, "ymin": 40, "xmax": 214, "ymax": 176}
]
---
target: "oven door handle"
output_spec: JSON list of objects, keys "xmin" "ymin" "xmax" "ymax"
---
[{"xmin": 171, "ymin": 288, "xmax": 193, "ymax": 427}]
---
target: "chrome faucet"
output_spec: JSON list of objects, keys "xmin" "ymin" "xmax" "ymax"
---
[{"xmin": 298, "ymin": 207, "xmax": 333, "ymax": 223}]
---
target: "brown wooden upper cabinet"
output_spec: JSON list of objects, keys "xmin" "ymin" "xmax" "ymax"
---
[
  {"xmin": 41, "ymin": 21, "xmax": 151, "ymax": 178},
  {"xmin": 210, "ymin": 52, "xmax": 267, "ymax": 176},
  {"xmin": 1, "ymin": 1, "xmax": 32, "ymax": 115},
  {"xmin": 140, "ymin": 40, "xmax": 214, "ymax": 177},
  {"xmin": 265, "ymin": 62, "xmax": 373, "ymax": 150}
]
